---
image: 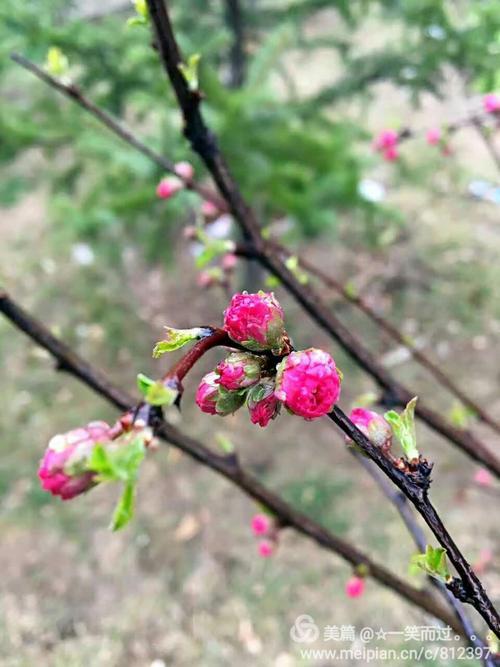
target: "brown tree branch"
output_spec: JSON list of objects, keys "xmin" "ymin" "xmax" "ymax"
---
[
  {"xmin": 0, "ymin": 289, "xmax": 465, "ymax": 635},
  {"xmin": 12, "ymin": 50, "xmax": 500, "ymax": 476},
  {"xmin": 351, "ymin": 451, "xmax": 492, "ymax": 661}
]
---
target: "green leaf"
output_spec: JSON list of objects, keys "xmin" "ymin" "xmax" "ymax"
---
[
  {"xmin": 195, "ymin": 239, "xmax": 234, "ymax": 269},
  {"xmin": 137, "ymin": 372, "xmax": 156, "ymax": 396},
  {"xmin": 384, "ymin": 396, "xmax": 419, "ymax": 460},
  {"xmin": 146, "ymin": 382, "xmax": 178, "ymax": 407},
  {"xmin": 153, "ymin": 326, "xmax": 209, "ymax": 358},
  {"xmin": 285, "ymin": 255, "xmax": 309, "ymax": 284},
  {"xmin": 410, "ymin": 545, "xmax": 451, "ymax": 583},
  {"xmin": 178, "ymin": 53, "xmax": 201, "ymax": 91},
  {"xmin": 110, "ymin": 480, "xmax": 136, "ymax": 531},
  {"xmin": 88, "ymin": 435, "xmax": 146, "ymax": 483},
  {"xmin": 448, "ymin": 401, "xmax": 475, "ymax": 429},
  {"xmin": 137, "ymin": 373, "xmax": 178, "ymax": 406},
  {"xmin": 215, "ymin": 433, "xmax": 235, "ymax": 454},
  {"xmin": 45, "ymin": 47, "xmax": 69, "ymax": 77}
]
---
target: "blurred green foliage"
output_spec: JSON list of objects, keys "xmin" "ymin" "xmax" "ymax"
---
[{"xmin": 0, "ymin": 0, "xmax": 499, "ymax": 262}]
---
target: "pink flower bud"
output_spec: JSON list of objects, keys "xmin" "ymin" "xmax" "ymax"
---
[
  {"xmin": 195, "ymin": 372, "xmax": 220, "ymax": 414},
  {"xmin": 345, "ymin": 575, "xmax": 365, "ymax": 598},
  {"xmin": 474, "ymin": 468, "xmax": 493, "ymax": 487},
  {"xmin": 183, "ymin": 225, "xmax": 197, "ymax": 240},
  {"xmin": 223, "ymin": 291, "xmax": 287, "ymax": 354},
  {"xmin": 156, "ymin": 176, "xmax": 183, "ymax": 199},
  {"xmin": 197, "ymin": 270, "xmax": 215, "ymax": 289},
  {"xmin": 275, "ymin": 349, "xmax": 341, "ymax": 420},
  {"xmin": 374, "ymin": 130, "xmax": 398, "ymax": 151},
  {"xmin": 174, "ymin": 161, "xmax": 194, "ymax": 180},
  {"xmin": 348, "ymin": 408, "xmax": 392, "ymax": 448},
  {"xmin": 215, "ymin": 352, "xmax": 263, "ymax": 390},
  {"xmin": 426, "ymin": 128, "xmax": 441, "ymax": 145},
  {"xmin": 201, "ymin": 200, "xmax": 219, "ymax": 218},
  {"xmin": 221, "ymin": 253, "xmax": 238, "ymax": 272},
  {"xmin": 483, "ymin": 93, "xmax": 500, "ymax": 114},
  {"xmin": 38, "ymin": 421, "xmax": 111, "ymax": 500},
  {"xmin": 195, "ymin": 371, "xmax": 245, "ymax": 416},
  {"xmin": 382, "ymin": 146, "xmax": 399, "ymax": 161},
  {"xmin": 258, "ymin": 539, "xmax": 275, "ymax": 558},
  {"xmin": 247, "ymin": 380, "xmax": 281, "ymax": 427},
  {"xmin": 251, "ymin": 513, "xmax": 271, "ymax": 536}
]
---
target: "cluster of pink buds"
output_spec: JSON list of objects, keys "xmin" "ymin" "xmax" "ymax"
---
[
  {"xmin": 251, "ymin": 513, "xmax": 278, "ymax": 557},
  {"xmin": 195, "ymin": 292, "xmax": 342, "ymax": 426},
  {"xmin": 38, "ymin": 421, "xmax": 111, "ymax": 500},
  {"xmin": 373, "ymin": 129, "xmax": 399, "ymax": 161},
  {"xmin": 156, "ymin": 161, "xmax": 195, "ymax": 200}
]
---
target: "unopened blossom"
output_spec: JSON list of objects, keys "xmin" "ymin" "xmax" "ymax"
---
[
  {"xmin": 348, "ymin": 407, "xmax": 392, "ymax": 448},
  {"xmin": 156, "ymin": 176, "xmax": 183, "ymax": 199},
  {"xmin": 195, "ymin": 371, "xmax": 245, "ymax": 416},
  {"xmin": 251, "ymin": 513, "xmax": 271, "ymax": 536},
  {"xmin": 38, "ymin": 421, "xmax": 111, "ymax": 500},
  {"xmin": 275, "ymin": 349, "xmax": 341, "ymax": 420},
  {"xmin": 382, "ymin": 145, "xmax": 399, "ymax": 161},
  {"xmin": 197, "ymin": 271, "xmax": 215, "ymax": 289},
  {"xmin": 195, "ymin": 372, "xmax": 220, "ymax": 414},
  {"xmin": 345, "ymin": 575, "xmax": 365, "ymax": 598},
  {"xmin": 258, "ymin": 539, "xmax": 275, "ymax": 558},
  {"xmin": 174, "ymin": 161, "xmax": 194, "ymax": 180},
  {"xmin": 247, "ymin": 380, "xmax": 281, "ymax": 427},
  {"xmin": 474, "ymin": 468, "xmax": 493, "ymax": 488},
  {"xmin": 483, "ymin": 93, "xmax": 500, "ymax": 114},
  {"xmin": 223, "ymin": 291, "xmax": 287, "ymax": 354},
  {"xmin": 221, "ymin": 253, "xmax": 238, "ymax": 272},
  {"xmin": 215, "ymin": 352, "xmax": 263, "ymax": 391},
  {"xmin": 426, "ymin": 128, "xmax": 441, "ymax": 145},
  {"xmin": 374, "ymin": 129, "xmax": 398, "ymax": 151},
  {"xmin": 201, "ymin": 200, "xmax": 219, "ymax": 218}
]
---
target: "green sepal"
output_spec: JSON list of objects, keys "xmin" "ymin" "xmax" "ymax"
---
[
  {"xmin": 216, "ymin": 387, "xmax": 247, "ymax": 415},
  {"xmin": 88, "ymin": 435, "xmax": 146, "ymax": 483},
  {"xmin": 384, "ymin": 396, "xmax": 419, "ymax": 460}
]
